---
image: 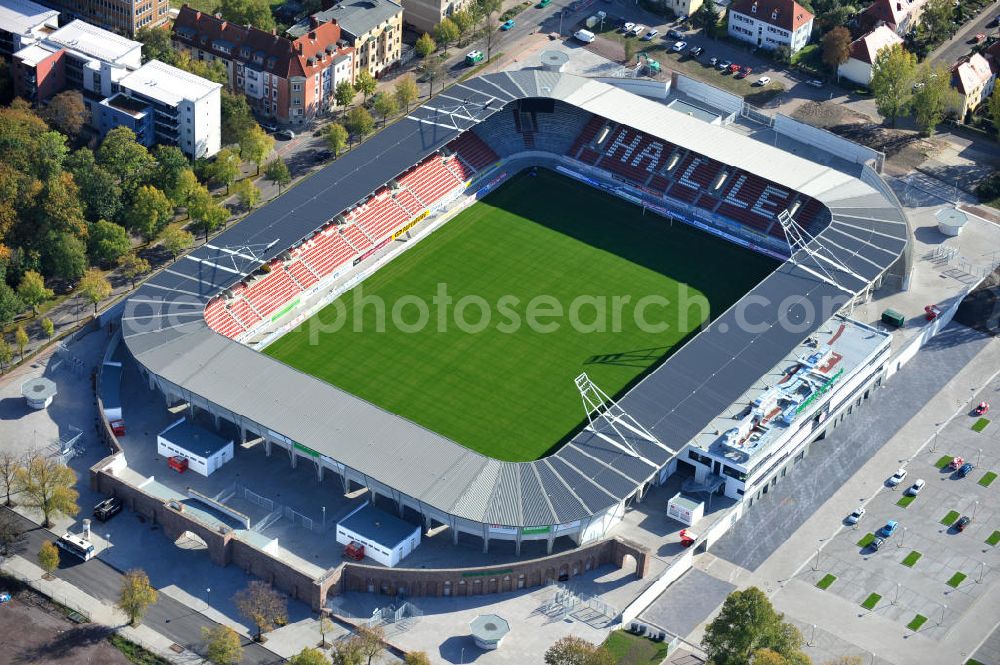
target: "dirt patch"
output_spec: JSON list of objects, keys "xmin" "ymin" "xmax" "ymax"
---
[
  {"xmin": 0, "ymin": 595, "xmax": 130, "ymax": 665},
  {"xmin": 587, "ymin": 35, "xmax": 626, "ymax": 63},
  {"xmin": 790, "ymin": 100, "xmax": 941, "ymax": 175}
]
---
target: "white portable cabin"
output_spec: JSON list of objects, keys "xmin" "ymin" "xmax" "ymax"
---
[
  {"xmin": 335, "ymin": 504, "xmax": 421, "ymax": 568},
  {"xmin": 156, "ymin": 418, "xmax": 234, "ymax": 477}
]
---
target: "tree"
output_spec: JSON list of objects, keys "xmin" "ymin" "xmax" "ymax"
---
[
  {"xmin": 221, "ymin": 91, "xmax": 256, "ymax": 145},
  {"xmin": 14, "ymin": 325, "xmax": 27, "ymax": 360},
  {"xmin": 17, "ymin": 270, "xmax": 52, "ymax": 316},
  {"xmin": 97, "ymin": 126, "xmax": 156, "ymax": 195},
  {"xmin": 702, "ymin": 587, "xmax": 806, "ymax": 665},
  {"xmin": 16, "ymin": 456, "xmax": 79, "ymax": 527},
  {"xmin": 754, "ymin": 649, "xmax": 792, "ymax": 665},
  {"xmin": 435, "ymin": 18, "xmax": 460, "ymax": 48},
  {"xmin": 171, "ymin": 169, "xmax": 202, "ymax": 209},
  {"xmin": 0, "ymin": 338, "xmax": 11, "ymax": 371},
  {"xmin": 161, "ymin": 226, "xmax": 194, "ymax": 258},
  {"xmin": 424, "ymin": 56, "xmax": 444, "ymax": 98},
  {"xmin": 264, "ymin": 158, "xmax": 291, "ymax": 193},
  {"xmin": 415, "ymin": 32, "xmax": 436, "ymax": 58},
  {"xmin": 474, "ymin": 0, "xmax": 502, "ymax": 59},
  {"xmin": 355, "ymin": 70, "xmax": 377, "ymax": 101},
  {"xmin": 189, "ymin": 189, "xmax": 230, "ymax": 240},
  {"xmin": 233, "ymin": 581, "xmax": 287, "ymax": 641},
  {"xmin": 871, "ymin": 43, "xmax": 916, "ymax": 128},
  {"xmin": 453, "ymin": 9, "xmax": 476, "ymax": 44},
  {"xmin": 821, "ymin": 26, "xmax": 851, "ymax": 72},
  {"xmin": 544, "ymin": 636, "xmax": 615, "ymax": 665},
  {"xmin": 911, "ymin": 63, "xmax": 958, "ymax": 136},
  {"xmin": 345, "ymin": 107, "xmax": 375, "ymax": 140},
  {"xmin": 404, "ymin": 653, "xmax": 431, "ymax": 665},
  {"xmin": 42, "ymin": 90, "xmax": 89, "ymax": 137},
  {"xmin": 289, "ymin": 648, "xmax": 330, "ymax": 665},
  {"xmin": 75, "ymin": 165, "xmax": 122, "ymax": 224},
  {"xmin": 136, "ymin": 26, "xmax": 175, "ymax": 64},
  {"xmin": 219, "ymin": 0, "xmax": 275, "ymax": 31},
  {"xmin": 335, "ymin": 80, "xmax": 356, "ymax": 109},
  {"xmin": 88, "ymin": 219, "xmax": 132, "ymax": 267},
  {"xmin": 0, "ymin": 451, "xmax": 24, "ymax": 506},
  {"xmin": 38, "ymin": 540, "xmax": 59, "ymax": 574},
  {"xmin": 210, "ymin": 148, "xmax": 242, "ymax": 194},
  {"xmin": 323, "ymin": 123, "xmax": 349, "ymax": 157},
  {"xmin": 692, "ymin": 0, "xmax": 719, "ymax": 36},
  {"xmin": 773, "ymin": 44, "xmax": 792, "ymax": 65},
  {"xmin": 126, "ymin": 185, "xmax": 174, "ymax": 242},
  {"xmin": 203, "ymin": 625, "xmax": 243, "ymax": 665},
  {"xmin": 372, "ymin": 92, "xmax": 397, "ymax": 126},
  {"xmin": 232, "ymin": 178, "xmax": 261, "ymax": 210},
  {"xmin": 0, "ymin": 282, "xmax": 24, "ymax": 327},
  {"xmin": 0, "ymin": 511, "xmax": 26, "ymax": 558},
  {"xmin": 989, "ymin": 86, "xmax": 1000, "ymax": 138},
  {"xmin": 394, "ymin": 76, "xmax": 419, "ymax": 112},
  {"xmin": 354, "ymin": 625, "xmax": 385, "ymax": 665},
  {"xmin": 117, "ymin": 569, "xmax": 158, "ymax": 626},
  {"xmin": 239, "ymin": 125, "xmax": 274, "ymax": 175},
  {"xmin": 331, "ymin": 637, "xmax": 364, "ymax": 665},
  {"xmin": 79, "ymin": 268, "xmax": 112, "ymax": 314},
  {"xmin": 42, "ymin": 232, "xmax": 87, "ymax": 281},
  {"xmin": 154, "ymin": 145, "xmax": 191, "ymax": 197},
  {"xmin": 40, "ymin": 317, "xmax": 54, "ymax": 339},
  {"xmin": 920, "ymin": 0, "xmax": 954, "ymax": 44},
  {"xmin": 119, "ymin": 252, "xmax": 151, "ymax": 288}
]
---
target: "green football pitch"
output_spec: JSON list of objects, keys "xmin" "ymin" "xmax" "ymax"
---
[{"xmin": 264, "ymin": 170, "xmax": 777, "ymax": 461}]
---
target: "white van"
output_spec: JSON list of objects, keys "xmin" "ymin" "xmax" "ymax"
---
[
  {"xmin": 574, "ymin": 29, "xmax": 595, "ymax": 43},
  {"xmin": 56, "ymin": 533, "xmax": 96, "ymax": 561}
]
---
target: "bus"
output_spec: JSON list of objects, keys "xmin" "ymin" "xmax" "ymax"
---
[{"xmin": 56, "ymin": 533, "xmax": 95, "ymax": 561}]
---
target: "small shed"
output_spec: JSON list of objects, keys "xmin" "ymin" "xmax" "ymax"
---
[
  {"xmin": 335, "ymin": 504, "xmax": 420, "ymax": 568},
  {"xmin": 22, "ymin": 377, "xmax": 57, "ymax": 410},
  {"xmin": 157, "ymin": 418, "xmax": 234, "ymax": 477},
  {"xmin": 470, "ymin": 614, "xmax": 510, "ymax": 650},
  {"xmin": 667, "ymin": 492, "xmax": 704, "ymax": 526},
  {"xmin": 936, "ymin": 207, "xmax": 967, "ymax": 237}
]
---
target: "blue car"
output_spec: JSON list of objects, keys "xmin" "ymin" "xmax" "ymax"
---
[
  {"xmin": 879, "ymin": 520, "xmax": 899, "ymax": 538},
  {"xmin": 957, "ymin": 462, "xmax": 974, "ymax": 478},
  {"xmin": 501, "ymin": 19, "xmax": 516, "ymax": 30}
]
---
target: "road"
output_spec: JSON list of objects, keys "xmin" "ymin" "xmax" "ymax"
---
[
  {"xmin": 929, "ymin": 0, "xmax": 1000, "ymax": 66},
  {"xmin": 3, "ymin": 507, "xmax": 283, "ymax": 665}
]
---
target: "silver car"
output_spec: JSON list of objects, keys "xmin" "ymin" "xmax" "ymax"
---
[{"xmin": 846, "ymin": 506, "xmax": 865, "ymax": 525}]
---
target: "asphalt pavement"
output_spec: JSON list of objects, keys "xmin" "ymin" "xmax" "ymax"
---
[
  {"xmin": 929, "ymin": 0, "xmax": 1000, "ymax": 67},
  {"xmin": 3, "ymin": 507, "xmax": 284, "ymax": 665}
]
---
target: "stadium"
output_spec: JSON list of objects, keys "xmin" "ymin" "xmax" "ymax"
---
[{"xmin": 116, "ymin": 70, "xmax": 909, "ymax": 564}]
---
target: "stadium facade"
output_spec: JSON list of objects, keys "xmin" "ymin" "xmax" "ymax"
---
[{"xmin": 120, "ymin": 71, "xmax": 909, "ymax": 555}]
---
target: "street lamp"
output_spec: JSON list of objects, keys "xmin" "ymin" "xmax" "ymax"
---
[
  {"xmin": 322, "ymin": 506, "xmax": 326, "ymax": 530},
  {"xmin": 977, "ymin": 448, "xmax": 983, "ymax": 467},
  {"xmin": 940, "ymin": 603, "xmax": 947, "ymax": 625},
  {"xmin": 973, "ymin": 500, "xmax": 980, "ymax": 522},
  {"xmin": 207, "ymin": 587, "xmax": 211, "ymax": 610}
]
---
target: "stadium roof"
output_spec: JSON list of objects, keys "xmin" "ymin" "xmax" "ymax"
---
[{"xmin": 122, "ymin": 71, "xmax": 908, "ymax": 529}]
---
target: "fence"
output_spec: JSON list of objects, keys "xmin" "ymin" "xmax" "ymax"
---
[
  {"xmin": 233, "ymin": 483, "xmax": 324, "ymax": 533},
  {"xmin": 544, "ymin": 582, "xmax": 618, "ymax": 627}
]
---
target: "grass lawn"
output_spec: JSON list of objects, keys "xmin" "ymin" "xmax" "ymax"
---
[
  {"xmin": 897, "ymin": 494, "xmax": 916, "ymax": 507},
  {"xmin": 857, "ymin": 533, "xmax": 876, "ymax": 548},
  {"xmin": 947, "ymin": 572, "xmax": 967, "ymax": 588},
  {"xmin": 941, "ymin": 510, "xmax": 961, "ymax": 526},
  {"xmin": 968, "ymin": 659, "xmax": 987, "ymax": 665},
  {"xmin": 934, "ymin": 454, "xmax": 953, "ymax": 469},
  {"xmin": 816, "ymin": 574, "xmax": 837, "ymax": 590},
  {"xmin": 972, "ymin": 418, "xmax": 990, "ymax": 432},
  {"xmin": 265, "ymin": 170, "xmax": 774, "ymax": 461},
  {"xmin": 861, "ymin": 592, "xmax": 881, "ymax": 610},
  {"xmin": 907, "ymin": 614, "xmax": 928, "ymax": 631},
  {"xmin": 902, "ymin": 551, "xmax": 922, "ymax": 567},
  {"xmin": 109, "ymin": 635, "xmax": 172, "ymax": 665},
  {"xmin": 979, "ymin": 471, "xmax": 997, "ymax": 487},
  {"xmin": 987, "ymin": 531, "xmax": 1000, "ymax": 547},
  {"xmin": 602, "ymin": 630, "xmax": 670, "ymax": 665}
]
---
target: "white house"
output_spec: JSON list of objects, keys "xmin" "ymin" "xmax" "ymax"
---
[
  {"xmin": 951, "ymin": 53, "xmax": 996, "ymax": 121},
  {"xmin": 727, "ymin": 0, "xmax": 814, "ymax": 53},
  {"xmin": 837, "ymin": 26, "xmax": 904, "ymax": 86},
  {"xmin": 858, "ymin": 0, "xmax": 927, "ymax": 36}
]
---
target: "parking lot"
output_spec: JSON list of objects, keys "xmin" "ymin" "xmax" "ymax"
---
[{"xmin": 797, "ymin": 380, "xmax": 1000, "ymax": 640}]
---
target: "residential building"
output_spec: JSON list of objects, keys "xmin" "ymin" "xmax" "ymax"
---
[
  {"xmin": 857, "ymin": 0, "xmax": 926, "ymax": 36},
  {"xmin": 400, "ymin": 0, "xmax": 472, "ymax": 34},
  {"xmin": 837, "ymin": 26, "xmax": 903, "ymax": 86},
  {"xmin": 951, "ymin": 53, "xmax": 996, "ymax": 120},
  {"xmin": 727, "ymin": 0, "xmax": 813, "ymax": 53},
  {"xmin": 287, "ymin": 0, "xmax": 402, "ymax": 78},
  {"xmin": 659, "ymin": 0, "xmax": 703, "ymax": 22},
  {"xmin": 98, "ymin": 60, "xmax": 222, "ymax": 157},
  {"xmin": 0, "ymin": 0, "xmax": 57, "ymax": 59},
  {"xmin": 37, "ymin": 0, "xmax": 170, "ymax": 36},
  {"xmin": 172, "ymin": 5, "xmax": 356, "ymax": 126}
]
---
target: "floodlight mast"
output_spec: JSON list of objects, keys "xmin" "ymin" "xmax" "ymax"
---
[{"xmin": 575, "ymin": 373, "xmax": 674, "ymax": 468}]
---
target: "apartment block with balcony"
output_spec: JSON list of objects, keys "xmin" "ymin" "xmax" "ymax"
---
[
  {"xmin": 401, "ymin": 0, "xmax": 472, "ymax": 35},
  {"xmin": 287, "ymin": 0, "xmax": 402, "ymax": 78}
]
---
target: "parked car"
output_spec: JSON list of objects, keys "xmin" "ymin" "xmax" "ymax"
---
[
  {"xmin": 709, "ymin": 56, "xmax": 719, "ymax": 66},
  {"xmin": 728, "ymin": 62, "xmax": 741, "ymax": 73},
  {"xmin": 887, "ymin": 468, "xmax": 907, "ymax": 486},
  {"xmin": 806, "ymin": 79, "xmax": 824, "ymax": 88},
  {"xmin": 736, "ymin": 66, "xmax": 753, "ymax": 78},
  {"xmin": 260, "ymin": 120, "xmax": 278, "ymax": 133},
  {"xmin": 879, "ymin": 520, "xmax": 899, "ymax": 538},
  {"xmin": 537, "ymin": 0, "xmax": 551, "ymax": 7},
  {"xmin": 630, "ymin": 24, "xmax": 646, "ymax": 36},
  {"xmin": 955, "ymin": 516, "xmax": 971, "ymax": 531},
  {"xmin": 574, "ymin": 29, "xmax": 596, "ymax": 43},
  {"xmin": 846, "ymin": 506, "xmax": 866, "ymax": 525},
  {"xmin": 93, "ymin": 496, "xmax": 122, "ymax": 522},
  {"xmin": 755, "ymin": 76, "xmax": 771, "ymax": 86},
  {"xmin": 500, "ymin": 18, "xmax": 516, "ymax": 30},
  {"xmin": 957, "ymin": 462, "xmax": 975, "ymax": 478},
  {"xmin": 621, "ymin": 21, "xmax": 635, "ymax": 33},
  {"xmin": 870, "ymin": 536, "xmax": 885, "ymax": 551},
  {"xmin": 667, "ymin": 28, "xmax": 684, "ymax": 38},
  {"xmin": 689, "ymin": 46, "xmax": 703, "ymax": 56},
  {"xmin": 717, "ymin": 59, "xmax": 732, "ymax": 70},
  {"xmin": 949, "ymin": 456, "xmax": 965, "ymax": 470},
  {"xmin": 276, "ymin": 129, "xmax": 295, "ymax": 140},
  {"xmin": 905, "ymin": 479, "xmax": 925, "ymax": 496},
  {"xmin": 465, "ymin": 50, "xmax": 485, "ymax": 65},
  {"xmin": 671, "ymin": 40, "xmax": 687, "ymax": 51},
  {"xmin": 641, "ymin": 29, "xmax": 659, "ymax": 40},
  {"xmin": 974, "ymin": 401, "xmax": 990, "ymax": 415}
]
